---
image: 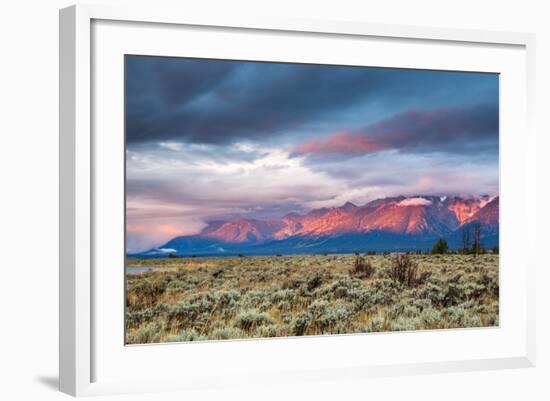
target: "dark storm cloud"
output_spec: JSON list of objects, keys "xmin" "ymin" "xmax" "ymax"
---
[
  {"xmin": 126, "ymin": 57, "xmax": 238, "ymax": 143},
  {"xmin": 126, "ymin": 57, "xmax": 390, "ymax": 144},
  {"xmin": 126, "ymin": 55, "xmax": 498, "ymax": 146}
]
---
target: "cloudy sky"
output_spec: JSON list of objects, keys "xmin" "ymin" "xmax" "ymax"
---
[{"xmin": 125, "ymin": 55, "xmax": 499, "ymax": 252}]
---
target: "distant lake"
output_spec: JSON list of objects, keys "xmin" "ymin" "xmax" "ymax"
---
[{"xmin": 126, "ymin": 266, "xmax": 173, "ymax": 275}]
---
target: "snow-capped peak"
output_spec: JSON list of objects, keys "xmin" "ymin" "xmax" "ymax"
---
[
  {"xmin": 158, "ymin": 248, "xmax": 177, "ymax": 253},
  {"xmin": 397, "ymin": 197, "xmax": 433, "ymax": 207},
  {"xmin": 479, "ymin": 195, "xmax": 498, "ymax": 208}
]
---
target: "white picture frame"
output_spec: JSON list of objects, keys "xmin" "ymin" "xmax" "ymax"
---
[{"xmin": 59, "ymin": 4, "xmax": 536, "ymax": 397}]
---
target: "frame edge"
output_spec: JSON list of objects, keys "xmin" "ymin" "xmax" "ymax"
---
[
  {"xmin": 59, "ymin": 5, "xmax": 77, "ymax": 396},
  {"xmin": 524, "ymin": 33, "xmax": 537, "ymax": 368},
  {"xmin": 59, "ymin": 4, "xmax": 92, "ymax": 396}
]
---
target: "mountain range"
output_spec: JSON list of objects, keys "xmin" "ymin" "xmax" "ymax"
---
[{"xmin": 132, "ymin": 195, "xmax": 499, "ymax": 257}]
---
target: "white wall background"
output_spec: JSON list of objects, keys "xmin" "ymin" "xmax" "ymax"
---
[{"xmin": 0, "ymin": 0, "xmax": 547, "ymax": 399}]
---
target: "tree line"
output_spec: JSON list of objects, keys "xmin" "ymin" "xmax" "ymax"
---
[{"xmin": 431, "ymin": 222, "xmax": 498, "ymax": 255}]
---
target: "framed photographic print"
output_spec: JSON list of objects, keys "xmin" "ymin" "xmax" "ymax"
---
[
  {"xmin": 124, "ymin": 55, "xmax": 501, "ymax": 344},
  {"xmin": 59, "ymin": 4, "xmax": 536, "ymax": 396}
]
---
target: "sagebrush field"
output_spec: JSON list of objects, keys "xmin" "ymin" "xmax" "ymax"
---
[{"xmin": 125, "ymin": 253, "xmax": 498, "ymax": 344}]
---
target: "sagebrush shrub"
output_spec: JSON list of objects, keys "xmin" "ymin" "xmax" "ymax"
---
[
  {"xmin": 127, "ymin": 277, "xmax": 169, "ymax": 308},
  {"xmin": 419, "ymin": 307, "xmax": 441, "ymax": 326},
  {"xmin": 390, "ymin": 316, "xmax": 421, "ymax": 331},
  {"xmin": 445, "ymin": 305, "xmax": 466, "ymax": 324},
  {"xmin": 307, "ymin": 274, "xmax": 324, "ymax": 291},
  {"xmin": 125, "ymin": 308, "xmax": 155, "ymax": 328},
  {"xmin": 166, "ymin": 329, "xmax": 207, "ymax": 342},
  {"xmin": 234, "ymin": 310, "xmax": 274, "ymax": 331},
  {"xmin": 389, "ymin": 254, "xmax": 430, "ymax": 287},
  {"xmin": 269, "ymin": 289, "xmax": 294, "ymax": 304},
  {"xmin": 463, "ymin": 313, "xmax": 483, "ymax": 327},
  {"xmin": 419, "ymin": 282, "xmax": 446, "ymax": 305},
  {"xmin": 253, "ymin": 324, "xmax": 283, "ymax": 338},
  {"xmin": 443, "ymin": 283, "xmax": 465, "ymax": 307},
  {"xmin": 366, "ymin": 314, "xmax": 385, "ymax": 332},
  {"xmin": 350, "ymin": 254, "xmax": 375, "ymax": 278},
  {"xmin": 210, "ymin": 327, "xmax": 246, "ymax": 340},
  {"xmin": 127, "ymin": 322, "xmax": 162, "ymax": 344},
  {"xmin": 293, "ymin": 313, "xmax": 311, "ymax": 336}
]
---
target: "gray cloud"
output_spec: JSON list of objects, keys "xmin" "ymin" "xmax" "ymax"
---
[{"xmin": 126, "ymin": 56, "xmax": 498, "ymax": 147}]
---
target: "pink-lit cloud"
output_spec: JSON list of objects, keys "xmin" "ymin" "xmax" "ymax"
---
[
  {"xmin": 295, "ymin": 131, "xmax": 387, "ymax": 155},
  {"xmin": 295, "ymin": 104, "xmax": 498, "ymax": 157},
  {"xmin": 126, "ymin": 221, "xmax": 190, "ymax": 254}
]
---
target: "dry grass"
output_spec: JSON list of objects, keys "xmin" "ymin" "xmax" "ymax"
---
[{"xmin": 125, "ymin": 254, "xmax": 499, "ymax": 344}]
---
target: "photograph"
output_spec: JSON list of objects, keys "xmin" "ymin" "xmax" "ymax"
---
[{"xmin": 124, "ymin": 55, "xmax": 499, "ymax": 344}]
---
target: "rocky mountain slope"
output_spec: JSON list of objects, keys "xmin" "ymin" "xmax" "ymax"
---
[{"xmin": 135, "ymin": 195, "xmax": 499, "ymax": 256}]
